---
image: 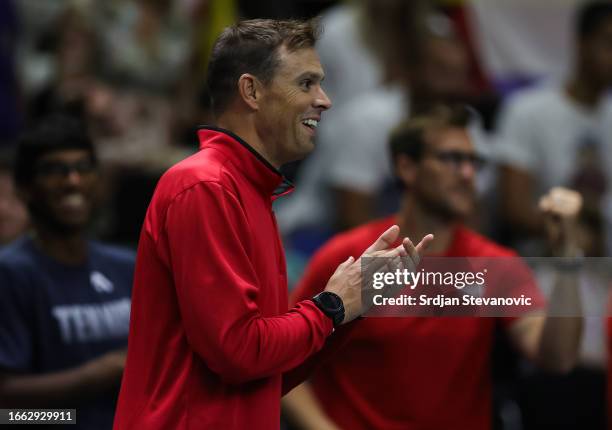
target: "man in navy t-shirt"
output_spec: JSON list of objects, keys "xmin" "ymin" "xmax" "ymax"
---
[{"xmin": 0, "ymin": 114, "xmax": 134, "ymax": 429}]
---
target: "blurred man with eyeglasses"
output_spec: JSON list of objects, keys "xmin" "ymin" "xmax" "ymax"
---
[
  {"xmin": 0, "ymin": 114, "xmax": 135, "ymax": 430},
  {"xmin": 283, "ymin": 104, "xmax": 584, "ymax": 430}
]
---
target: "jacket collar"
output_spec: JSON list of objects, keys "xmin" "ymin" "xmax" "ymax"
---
[{"xmin": 197, "ymin": 126, "xmax": 294, "ymax": 200}]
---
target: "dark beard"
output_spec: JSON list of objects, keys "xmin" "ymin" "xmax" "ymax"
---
[{"xmin": 416, "ymin": 189, "xmax": 470, "ymax": 222}]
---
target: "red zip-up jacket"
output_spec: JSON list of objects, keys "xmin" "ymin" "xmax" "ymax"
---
[{"xmin": 113, "ymin": 127, "xmax": 334, "ymax": 430}]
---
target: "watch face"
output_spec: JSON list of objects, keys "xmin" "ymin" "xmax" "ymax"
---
[
  {"xmin": 313, "ymin": 292, "xmax": 345, "ymax": 327},
  {"xmin": 320, "ymin": 292, "xmax": 341, "ymax": 310}
]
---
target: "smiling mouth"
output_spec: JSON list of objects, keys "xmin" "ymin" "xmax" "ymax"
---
[
  {"xmin": 301, "ymin": 119, "xmax": 319, "ymax": 130},
  {"xmin": 58, "ymin": 193, "xmax": 87, "ymax": 211}
]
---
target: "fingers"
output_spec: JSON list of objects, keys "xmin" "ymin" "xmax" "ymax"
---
[
  {"xmin": 362, "ymin": 228, "xmax": 434, "ymax": 275},
  {"xmin": 403, "ymin": 237, "xmax": 418, "ymax": 263},
  {"xmin": 402, "ymin": 234, "xmax": 434, "ymax": 262},
  {"xmin": 330, "ymin": 256, "xmax": 355, "ymax": 277},
  {"xmin": 339, "ymin": 255, "xmax": 355, "ymax": 271},
  {"xmin": 539, "ymin": 187, "xmax": 583, "ymax": 257},
  {"xmin": 415, "ymin": 234, "xmax": 435, "ymax": 255},
  {"xmin": 364, "ymin": 225, "xmax": 400, "ymax": 254},
  {"xmin": 365, "ymin": 230, "xmax": 434, "ymax": 263},
  {"xmin": 388, "ymin": 235, "xmax": 434, "ymax": 279},
  {"xmin": 538, "ymin": 194, "xmax": 552, "ymax": 212},
  {"xmin": 371, "ymin": 233, "xmax": 434, "ymax": 280},
  {"xmin": 539, "ymin": 187, "xmax": 582, "ymax": 218}
]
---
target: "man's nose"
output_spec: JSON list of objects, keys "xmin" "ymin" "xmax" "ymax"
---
[
  {"xmin": 315, "ymin": 86, "xmax": 332, "ymax": 111},
  {"xmin": 458, "ymin": 159, "xmax": 476, "ymax": 180},
  {"xmin": 64, "ymin": 169, "xmax": 84, "ymax": 186}
]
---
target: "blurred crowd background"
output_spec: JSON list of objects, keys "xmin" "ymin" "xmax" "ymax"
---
[{"xmin": 1, "ymin": 0, "xmax": 612, "ymax": 429}]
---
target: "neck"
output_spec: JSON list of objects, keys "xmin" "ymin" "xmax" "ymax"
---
[
  {"xmin": 32, "ymin": 226, "xmax": 88, "ymax": 265},
  {"xmin": 566, "ymin": 73, "xmax": 605, "ymax": 108},
  {"xmin": 397, "ymin": 195, "xmax": 458, "ymax": 255},
  {"xmin": 217, "ymin": 114, "xmax": 282, "ymax": 169}
]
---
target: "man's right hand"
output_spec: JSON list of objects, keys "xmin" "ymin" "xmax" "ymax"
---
[{"xmin": 324, "ymin": 225, "xmax": 434, "ymax": 323}]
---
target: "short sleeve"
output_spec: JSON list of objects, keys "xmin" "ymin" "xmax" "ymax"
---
[{"xmin": 494, "ymin": 94, "xmax": 540, "ymax": 173}]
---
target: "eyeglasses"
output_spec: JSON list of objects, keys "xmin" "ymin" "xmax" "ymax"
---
[
  {"xmin": 426, "ymin": 150, "xmax": 485, "ymax": 171},
  {"xmin": 35, "ymin": 159, "xmax": 97, "ymax": 178}
]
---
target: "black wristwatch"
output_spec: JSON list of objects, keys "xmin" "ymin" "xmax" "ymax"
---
[{"xmin": 311, "ymin": 291, "xmax": 345, "ymax": 327}]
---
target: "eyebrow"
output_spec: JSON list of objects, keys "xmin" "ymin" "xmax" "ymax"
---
[{"xmin": 296, "ymin": 71, "xmax": 325, "ymax": 82}]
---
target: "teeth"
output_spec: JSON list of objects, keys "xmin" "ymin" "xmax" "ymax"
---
[
  {"xmin": 60, "ymin": 194, "xmax": 85, "ymax": 208},
  {"xmin": 302, "ymin": 119, "xmax": 319, "ymax": 128}
]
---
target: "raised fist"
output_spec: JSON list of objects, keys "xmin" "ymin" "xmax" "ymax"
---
[{"xmin": 538, "ymin": 187, "xmax": 583, "ymax": 257}]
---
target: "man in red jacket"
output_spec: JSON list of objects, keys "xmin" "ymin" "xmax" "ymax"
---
[
  {"xmin": 283, "ymin": 104, "xmax": 584, "ymax": 430},
  {"xmin": 113, "ymin": 19, "xmax": 433, "ymax": 430}
]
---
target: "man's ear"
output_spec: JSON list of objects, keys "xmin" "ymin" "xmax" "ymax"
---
[
  {"xmin": 237, "ymin": 74, "xmax": 262, "ymax": 111},
  {"xmin": 395, "ymin": 154, "xmax": 418, "ymax": 188}
]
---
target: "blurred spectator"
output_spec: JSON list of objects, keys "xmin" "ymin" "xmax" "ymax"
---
[
  {"xmin": 23, "ymin": 3, "xmax": 193, "ymax": 165},
  {"xmin": 0, "ymin": 153, "xmax": 29, "ymax": 246},
  {"xmin": 27, "ymin": 6, "xmax": 102, "ymax": 121},
  {"xmin": 467, "ymin": 0, "xmax": 587, "ymax": 94},
  {"xmin": 282, "ymin": 105, "xmax": 582, "ymax": 430},
  {"xmin": 516, "ymin": 188, "xmax": 607, "ymax": 430},
  {"xmin": 20, "ymin": 0, "xmax": 196, "ymax": 157},
  {"xmin": 494, "ymin": 5, "xmax": 612, "ymax": 423},
  {"xmin": 95, "ymin": 0, "xmax": 191, "ymax": 94},
  {"xmin": 496, "ymin": 1, "xmax": 612, "ymax": 256},
  {"xmin": 15, "ymin": 0, "xmax": 72, "ymax": 99},
  {"xmin": 0, "ymin": 115, "xmax": 134, "ymax": 430}
]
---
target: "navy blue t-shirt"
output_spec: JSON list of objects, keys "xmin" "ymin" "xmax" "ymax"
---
[{"xmin": 0, "ymin": 236, "xmax": 135, "ymax": 429}]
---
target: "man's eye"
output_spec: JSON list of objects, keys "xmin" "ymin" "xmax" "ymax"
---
[{"xmin": 300, "ymin": 80, "xmax": 312, "ymax": 90}]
